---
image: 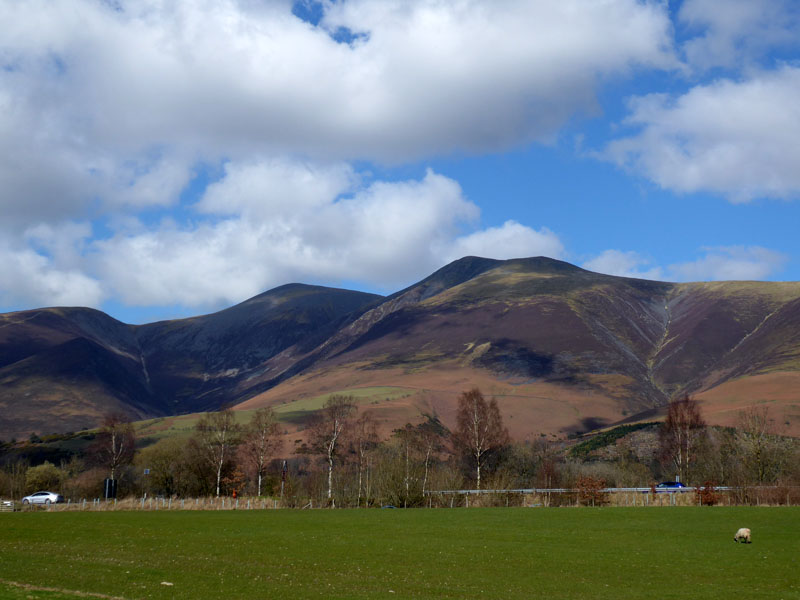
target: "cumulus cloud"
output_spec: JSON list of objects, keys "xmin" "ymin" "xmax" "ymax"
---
[
  {"xmin": 668, "ymin": 246, "xmax": 788, "ymax": 281},
  {"xmin": 582, "ymin": 250, "xmax": 663, "ymax": 280},
  {"xmin": 0, "ymin": 0, "xmax": 676, "ymax": 230},
  {"xmin": 197, "ymin": 159, "xmax": 358, "ymax": 218},
  {"xmin": 447, "ymin": 221, "xmax": 565, "ymax": 263},
  {"xmin": 679, "ymin": 0, "xmax": 800, "ymax": 72},
  {"xmin": 89, "ymin": 166, "xmax": 563, "ymax": 308},
  {"xmin": 604, "ymin": 66, "xmax": 800, "ymax": 202},
  {"xmin": 585, "ymin": 246, "xmax": 787, "ymax": 282},
  {"xmin": 0, "ymin": 226, "xmax": 105, "ymax": 309}
]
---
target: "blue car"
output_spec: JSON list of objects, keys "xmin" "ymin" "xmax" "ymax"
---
[{"xmin": 656, "ymin": 481, "xmax": 686, "ymax": 491}]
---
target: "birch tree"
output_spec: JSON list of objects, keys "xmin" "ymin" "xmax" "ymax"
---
[
  {"xmin": 350, "ymin": 411, "xmax": 379, "ymax": 508},
  {"xmin": 658, "ymin": 394, "xmax": 706, "ymax": 484},
  {"xmin": 736, "ymin": 406, "xmax": 791, "ymax": 484},
  {"xmin": 417, "ymin": 416, "xmax": 446, "ymax": 498},
  {"xmin": 91, "ymin": 414, "xmax": 136, "ymax": 480},
  {"xmin": 453, "ymin": 388, "xmax": 509, "ymax": 490},
  {"xmin": 195, "ymin": 409, "xmax": 241, "ymax": 497},
  {"xmin": 309, "ymin": 395, "xmax": 355, "ymax": 507},
  {"xmin": 241, "ymin": 408, "xmax": 282, "ymax": 496},
  {"xmin": 394, "ymin": 424, "xmax": 416, "ymax": 508}
]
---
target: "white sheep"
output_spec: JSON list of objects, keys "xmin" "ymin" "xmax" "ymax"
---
[{"xmin": 733, "ymin": 527, "xmax": 751, "ymax": 543}]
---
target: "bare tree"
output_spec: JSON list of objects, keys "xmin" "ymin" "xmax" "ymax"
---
[
  {"xmin": 394, "ymin": 423, "xmax": 417, "ymax": 508},
  {"xmin": 91, "ymin": 413, "xmax": 136, "ymax": 481},
  {"xmin": 350, "ymin": 411, "xmax": 379, "ymax": 508},
  {"xmin": 241, "ymin": 408, "xmax": 282, "ymax": 496},
  {"xmin": 453, "ymin": 388, "xmax": 509, "ymax": 490},
  {"xmin": 658, "ymin": 394, "xmax": 706, "ymax": 484},
  {"xmin": 195, "ymin": 409, "xmax": 241, "ymax": 497},
  {"xmin": 309, "ymin": 395, "xmax": 355, "ymax": 507},
  {"xmin": 409, "ymin": 415, "xmax": 446, "ymax": 498},
  {"xmin": 736, "ymin": 406, "xmax": 791, "ymax": 484}
]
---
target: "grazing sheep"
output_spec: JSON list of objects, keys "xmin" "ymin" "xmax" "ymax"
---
[{"xmin": 734, "ymin": 527, "xmax": 751, "ymax": 543}]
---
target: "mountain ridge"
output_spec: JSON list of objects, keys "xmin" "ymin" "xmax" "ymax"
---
[{"xmin": 2, "ymin": 256, "xmax": 800, "ymax": 440}]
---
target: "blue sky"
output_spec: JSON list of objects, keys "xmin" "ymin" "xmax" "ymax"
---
[{"xmin": 1, "ymin": 0, "xmax": 799, "ymax": 324}]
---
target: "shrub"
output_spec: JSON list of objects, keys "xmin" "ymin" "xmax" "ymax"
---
[
  {"xmin": 695, "ymin": 481, "xmax": 720, "ymax": 506},
  {"xmin": 25, "ymin": 461, "xmax": 61, "ymax": 493},
  {"xmin": 576, "ymin": 475, "xmax": 608, "ymax": 506}
]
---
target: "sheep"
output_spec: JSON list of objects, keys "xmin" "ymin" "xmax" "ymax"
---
[{"xmin": 734, "ymin": 527, "xmax": 751, "ymax": 543}]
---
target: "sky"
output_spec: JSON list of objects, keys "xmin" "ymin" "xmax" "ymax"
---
[{"xmin": 1, "ymin": 0, "xmax": 799, "ymax": 324}]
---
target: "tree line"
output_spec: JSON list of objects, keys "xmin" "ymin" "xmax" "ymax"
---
[{"xmin": 1, "ymin": 390, "xmax": 798, "ymax": 506}]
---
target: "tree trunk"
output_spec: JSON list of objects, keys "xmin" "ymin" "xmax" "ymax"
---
[
  {"xmin": 366, "ymin": 458, "xmax": 372, "ymax": 508},
  {"xmin": 422, "ymin": 446, "xmax": 431, "ymax": 497},
  {"xmin": 357, "ymin": 453, "xmax": 363, "ymax": 508},
  {"xmin": 404, "ymin": 442, "xmax": 410, "ymax": 508},
  {"xmin": 327, "ymin": 454, "xmax": 334, "ymax": 507}
]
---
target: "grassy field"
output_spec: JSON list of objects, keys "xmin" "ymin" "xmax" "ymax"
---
[
  {"xmin": 272, "ymin": 386, "xmax": 413, "ymax": 413},
  {"xmin": 1, "ymin": 507, "xmax": 798, "ymax": 599},
  {"xmin": 130, "ymin": 387, "xmax": 414, "ymax": 440}
]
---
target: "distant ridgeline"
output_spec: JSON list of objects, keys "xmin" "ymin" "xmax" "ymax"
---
[{"xmin": 3, "ymin": 256, "xmax": 800, "ymax": 440}]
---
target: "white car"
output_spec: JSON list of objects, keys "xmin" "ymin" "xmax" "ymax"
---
[{"xmin": 21, "ymin": 491, "xmax": 64, "ymax": 505}]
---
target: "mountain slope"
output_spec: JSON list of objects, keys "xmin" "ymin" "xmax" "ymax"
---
[
  {"xmin": 3, "ymin": 257, "xmax": 800, "ymax": 440},
  {"xmin": 0, "ymin": 286, "xmax": 381, "ymax": 438},
  {"xmin": 135, "ymin": 284, "xmax": 383, "ymax": 413},
  {"xmin": 239, "ymin": 258, "xmax": 800, "ymax": 438}
]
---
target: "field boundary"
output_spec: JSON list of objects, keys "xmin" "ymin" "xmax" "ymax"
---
[{"xmin": 6, "ymin": 486, "xmax": 799, "ymax": 512}]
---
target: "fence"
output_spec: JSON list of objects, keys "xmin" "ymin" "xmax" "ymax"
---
[
  {"xmin": 422, "ymin": 486, "xmax": 800, "ymax": 508},
  {"xmin": 5, "ymin": 496, "xmax": 286, "ymax": 512},
  {"xmin": 4, "ymin": 486, "xmax": 800, "ymax": 511}
]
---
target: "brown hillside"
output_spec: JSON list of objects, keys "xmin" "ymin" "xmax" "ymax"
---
[{"xmin": 3, "ymin": 256, "xmax": 800, "ymax": 440}]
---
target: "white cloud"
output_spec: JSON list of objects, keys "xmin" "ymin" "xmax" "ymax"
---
[
  {"xmin": 679, "ymin": 0, "xmax": 800, "ymax": 72},
  {"xmin": 582, "ymin": 250, "xmax": 663, "ymax": 280},
  {"xmin": 585, "ymin": 246, "xmax": 787, "ymax": 282},
  {"xmin": 604, "ymin": 66, "xmax": 800, "ymax": 202},
  {"xmin": 0, "ymin": 234, "xmax": 105, "ymax": 309},
  {"xmin": 0, "ymin": 0, "xmax": 676, "ymax": 229},
  {"xmin": 197, "ymin": 159, "xmax": 358, "ymax": 218},
  {"xmin": 668, "ymin": 246, "xmax": 787, "ymax": 282},
  {"xmin": 90, "ymin": 166, "xmax": 562, "ymax": 308},
  {"xmin": 448, "ymin": 221, "xmax": 565, "ymax": 263}
]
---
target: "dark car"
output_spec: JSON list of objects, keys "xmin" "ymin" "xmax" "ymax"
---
[{"xmin": 655, "ymin": 481, "xmax": 686, "ymax": 491}]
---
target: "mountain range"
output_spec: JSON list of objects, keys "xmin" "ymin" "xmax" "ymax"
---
[{"xmin": 2, "ymin": 256, "xmax": 800, "ymax": 441}]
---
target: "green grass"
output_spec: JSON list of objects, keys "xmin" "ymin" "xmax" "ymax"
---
[
  {"xmin": 131, "ymin": 387, "xmax": 414, "ymax": 439},
  {"xmin": 1, "ymin": 508, "xmax": 798, "ymax": 599},
  {"xmin": 569, "ymin": 422, "xmax": 659, "ymax": 459},
  {"xmin": 135, "ymin": 412, "xmax": 257, "ymax": 441},
  {"xmin": 272, "ymin": 387, "xmax": 413, "ymax": 416}
]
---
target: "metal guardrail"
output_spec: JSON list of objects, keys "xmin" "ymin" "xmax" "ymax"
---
[{"xmin": 424, "ymin": 486, "xmax": 735, "ymax": 495}]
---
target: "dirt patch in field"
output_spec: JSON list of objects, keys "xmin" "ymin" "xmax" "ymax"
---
[{"xmin": 0, "ymin": 578, "xmax": 127, "ymax": 599}]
